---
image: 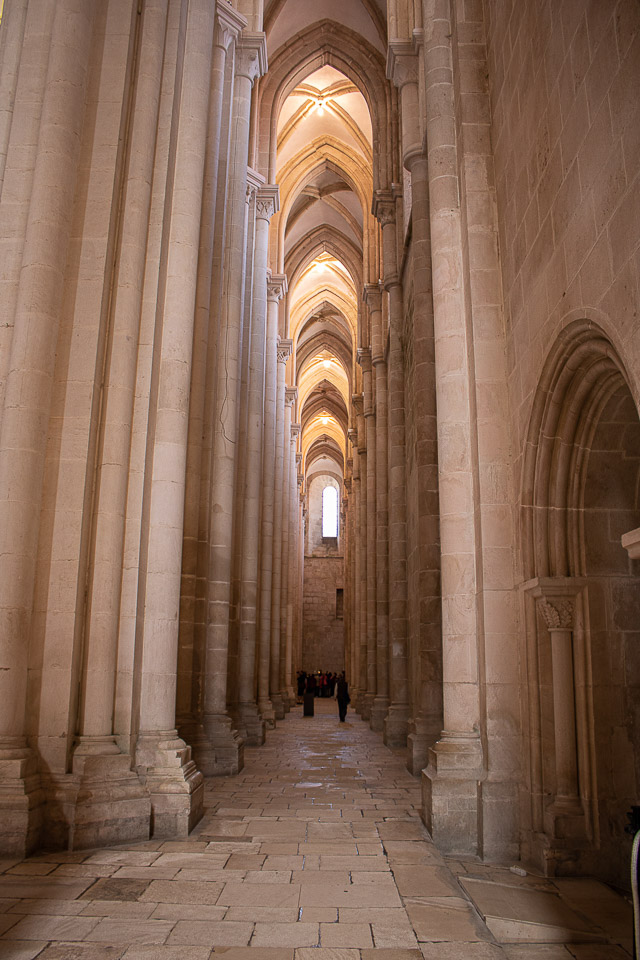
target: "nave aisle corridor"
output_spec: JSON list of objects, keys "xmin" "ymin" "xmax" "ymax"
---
[{"xmin": 0, "ymin": 701, "xmax": 632, "ymax": 959}]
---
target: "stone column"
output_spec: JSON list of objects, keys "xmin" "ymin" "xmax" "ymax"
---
[
  {"xmin": 358, "ymin": 348, "xmax": 378, "ymax": 725},
  {"xmin": 526, "ymin": 577, "xmax": 587, "ymax": 843},
  {"xmin": 416, "ymin": 16, "xmax": 485, "ymax": 853},
  {"xmin": 258, "ymin": 275, "xmax": 287, "ymax": 726},
  {"xmin": 374, "ymin": 194, "xmax": 410, "ymax": 746},
  {"xmin": 284, "ymin": 424, "xmax": 301, "ymax": 705},
  {"xmin": 136, "ymin": 0, "xmax": 238, "ymax": 836},
  {"xmin": 69, "ymin": 0, "xmax": 182, "ymax": 849},
  {"xmin": 235, "ymin": 184, "xmax": 279, "ymax": 746},
  {"xmin": 270, "ymin": 338, "xmax": 292, "ymax": 719},
  {"xmin": 0, "ymin": 0, "xmax": 97, "ymax": 855},
  {"xmin": 353, "ymin": 396, "xmax": 369, "ymax": 717},
  {"xmin": 349, "ymin": 435, "xmax": 362, "ymax": 701},
  {"xmin": 365, "ymin": 286, "xmax": 391, "ymax": 732},
  {"xmin": 199, "ymin": 31, "xmax": 267, "ymax": 775},
  {"xmin": 279, "ymin": 387, "xmax": 296, "ymax": 710}
]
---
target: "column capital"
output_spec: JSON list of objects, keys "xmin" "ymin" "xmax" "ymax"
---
[
  {"xmin": 352, "ymin": 394, "xmax": 364, "ymax": 417},
  {"xmin": 386, "ymin": 40, "xmax": 419, "ymax": 89},
  {"xmin": 255, "ymin": 184, "xmax": 280, "ymax": 222},
  {"xmin": 246, "ymin": 166, "xmax": 265, "ymax": 204},
  {"xmin": 363, "ymin": 282, "xmax": 382, "ymax": 313},
  {"xmin": 235, "ymin": 32, "xmax": 268, "ymax": 84},
  {"xmin": 214, "ymin": 0, "xmax": 247, "ymax": 50},
  {"xmin": 291, "ymin": 422, "xmax": 301, "ymax": 440},
  {"xmin": 357, "ymin": 347, "xmax": 372, "ymax": 374},
  {"xmin": 522, "ymin": 576, "xmax": 586, "ymax": 631},
  {"xmin": 621, "ymin": 525, "xmax": 640, "ymax": 558},
  {"xmin": 348, "ymin": 427, "xmax": 358, "ymax": 446},
  {"xmin": 285, "ymin": 386, "xmax": 298, "ymax": 407},
  {"xmin": 344, "ymin": 477, "xmax": 352, "ymax": 494},
  {"xmin": 267, "ymin": 273, "xmax": 288, "ymax": 303},
  {"xmin": 372, "ymin": 191, "xmax": 396, "ymax": 227},
  {"xmin": 295, "ymin": 452, "xmax": 302, "ymax": 466},
  {"xmin": 277, "ymin": 338, "xmax": 293, "ymax": 364}
]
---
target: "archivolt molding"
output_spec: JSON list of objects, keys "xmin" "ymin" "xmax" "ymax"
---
[
  {"xmin": 285, "ymin": 226, "xmax": 363, "ymax": 295},
  {"xmin": 521, "ymin": 318, "xmax": 636, "ymax": 581}
]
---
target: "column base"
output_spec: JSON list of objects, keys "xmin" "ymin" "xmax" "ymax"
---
[
  {"xmin": 258, "ymin": 698, "xmax": 276, "ymax": 729},
  {"xmin": 285, "ymin": 685, "xmax": 296, "ymax": 710},
  {"xmin": 0, "ymin": 743, "xmax": 43, "ymax": 857},
  {"xmin": 360, "ymin": 693, "xmax": 374, "ymax": 721},
  {"xmin": 136, "ymin": 731, "xmax": 204, "ymax": 838},
  {"xmin": 370, "ymin": 696, "xmax": 389, "ymax": 733},
  {"xmin": 41, "ymin": 745, "xmax": 151, "ymax": 850},
  {"xmin": 422, "ymin": 733, "xmax": 485, "ymax": 857},
  {"xmin": 405, "ymin": 716, "xmax": 439, "ymax": 775},
  {"xmin": 233, "ymin": 702, "xmax": 266, "ymax": 746},
  {"xmin": 193, "ymin": 715, "xmax": 244, "ymax": 776},
  {"xmin": 383, "ymin": 703, "xmax": 409, "ymax": 748},
  {"xmin": 271, "ymin": 693, "xmax": 285, "ymax": 720}
]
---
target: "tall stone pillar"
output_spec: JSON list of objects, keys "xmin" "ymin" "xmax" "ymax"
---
[
  {"xmin": 270, "ymin": 339, "xmax": 292, "ymax": 719},
  {"xmin": 199, "ymin": 30, "xmax": 267, "ymax": 776},
  {"xmin": 365, "ymin": 287, "xmax": 391, "ymax": 733},
  {"xmin": 284, "ymin": 425, "xmax": 301, "ymax": 705},
  {"xmin": 374, "ymin": 194, "xmax": 410, "ymax": 746},
  {"xmin": 388, "ymin": 40, "xmax": 441, "ymax": 765},
  {"xmin": 416, "ymin": 15, "xmax": 485, "ymax": 854},
  {"xmin": 349, "ymin": 435, "xmax": 362, "ymax": 701},
  {"xmin": 235, "ymin": 184, "xmax": 279, "ymax": 746},
  {"xmin": 258, "ymin": 275, "xmax": 287, "ymax": 726},
  {"xmin": 353, "ymin": 396, "xmax": 369, "ymax": 717},
  {"xmin": 279, "ymin": 388, "xmax": 296, "ymax": 710},
  {"xmin": 0, "ymin": 0, "xmax": 97, "ymax": 855},
  {"xmin": 358, "ymin": 348, "xmax": 378, "ymax": 725}
]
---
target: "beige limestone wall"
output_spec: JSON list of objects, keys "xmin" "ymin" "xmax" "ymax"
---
[
  {"xmin": 485, "ymin": 0, "xmax": 640, "ymax": 881},
  {"xmin": 301, "ymin": 557, "xmax": 345, "ymax": 674}
]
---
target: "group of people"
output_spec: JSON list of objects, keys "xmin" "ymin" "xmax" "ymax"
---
[
  {"xmin": 296, "ymin": 670, "xmax": 351, "ymax": 722},
  {"xmin": 296, "ymin": 670, "xmax": 337, "ymax": 699}
]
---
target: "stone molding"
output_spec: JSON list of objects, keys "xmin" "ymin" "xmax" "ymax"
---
[
  {"xmin": 352, "ymin": 394, "xmax": 364, "ymax": 417},
  {"xmin": 291, "ymin": 422, "xmax": 301, "ymax": 440},
  {"xmin": 214, "ymin": 0, "xmax": 247, "ymax": 50},
  {"xmin": 267, "ymin": 273, "xmax": 288, "ymax": 303},
  {"xmin": 522, "ymin": 576, "xmax": 586, "ymax": 627},
  {"xmin": 235, "ymin": 32, "xmax": 268, "ymax": 84},
  {"xmin": 621, "ymin": 525, "xmax": 640, "ymax": 558},
  {"xmin": 372, "ymin": 191, "xmax": 395, "ymax": 227},
  {"xmin": 277, "ymin": 338, "xmax": 293, "ymax": 364},
  {"xmin": 246, "ymin": 166, "xmax": 265, "ymax": 204}
]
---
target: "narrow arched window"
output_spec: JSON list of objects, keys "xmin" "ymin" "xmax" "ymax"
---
[{"xmin": 322, "ymin": 485, "xmax": 338, "ymax": 538}]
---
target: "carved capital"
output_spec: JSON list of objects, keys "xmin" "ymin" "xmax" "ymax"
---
[
  {"xmin": 357, "ymin": 346, "xmax": 372, "ymax": 374},
  {"xmin": 538, "ymin": 598, "xmax": 574, "ymax": 631},
  {"xmin": 352, "ymin": 393, "xmax": 364, "ymax": 417},
  {"xmin": 267, "ymin": 273, "xmax": 288, "ymax": 303},
  {"xmin": 348, "ymin": 427, "xmax": 358, "ymax": 446},
  {"xmin": 255, "ymin": 183, "xmax": 280, "ymax": 222},
  {"xmin": 296, "ymin": 452, "xmax": 302, "ymax": 466},
  {"xmin": 344, "ymin": 478, "xmax": 352, "ymax": 494},
  {"xmin": 285, "ymin": 386, "xmax": 298, "ymax": 408},
  {"xmin": 277, "ymin": 338, "xmax": 293, "ymax": 364},
  {"xmin": 386, "ymin": 41, "xmax": 419, "ymax": 89},
  {"xmin": 214, "ymin": 0, "xmax": 247, "ymax": 50},
  {"xmin": 235, "ymin": 32, "xmax": 268, "ymax": 84},
  {"xmin": 363, "ymin": 282, "xmax": 382, "ymax": 314},
  {"xmin": 291, "ymin": 422, "xmax": 301, "ymax": 440},
  {"xmin": 372, "ymin": 191, "xmax": 396, "ymax": 227}
]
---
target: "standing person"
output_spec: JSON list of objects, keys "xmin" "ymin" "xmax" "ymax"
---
[{"xmin": 335, "ymin": 672, "xmax": 350, "ymax": 722}]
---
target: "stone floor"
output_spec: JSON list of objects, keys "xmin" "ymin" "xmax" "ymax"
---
[{"xmin": 0, "ymin": 700, "xmax": 634, "ymax": 959}]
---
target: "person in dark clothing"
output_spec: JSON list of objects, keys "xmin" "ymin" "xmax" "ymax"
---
[
  {"xmin": 335, "ymin": 672, "xmax": 350, "ymax": 722},
  {"xmin": 297, "ymin": 671, "xmax": 306, "ymax": 703}
]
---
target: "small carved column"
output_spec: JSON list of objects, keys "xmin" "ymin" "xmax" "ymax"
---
[{"xmin": 535, "ymin": 586, "xmax": 583, "ymax": 807}]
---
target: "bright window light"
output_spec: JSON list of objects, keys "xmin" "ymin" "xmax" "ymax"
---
[{"xmin": 322, "ymin": 485, "xmax": 339, "ymax": 538}]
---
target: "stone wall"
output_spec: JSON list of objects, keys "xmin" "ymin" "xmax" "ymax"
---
[{"xmin": 301, "ymin": 556, "xmax": 345, "ymax": 673}]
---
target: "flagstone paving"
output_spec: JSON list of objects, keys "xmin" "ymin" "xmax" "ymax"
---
[{"xmin": 0, "ymin": 700, "xmax": 633, "ymax": 958}]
